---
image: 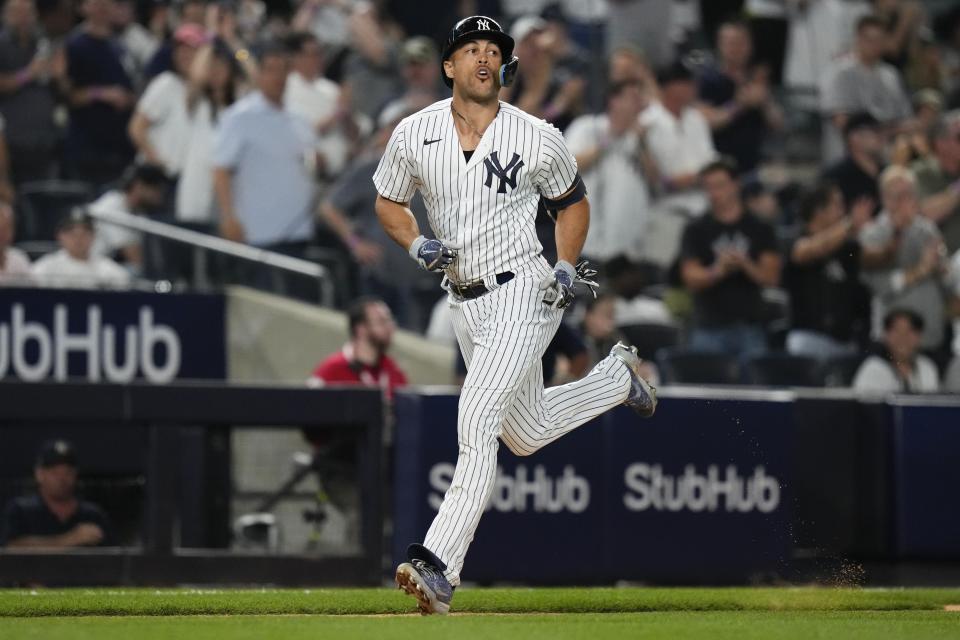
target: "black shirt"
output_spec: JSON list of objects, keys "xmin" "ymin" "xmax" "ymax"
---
[
  {"xmin": 0, "ymin": 494, "xmax": 116, "ymax": 547},
  {"xmin": 698, "ymin": 66, "xmax": 767, "ymax": 174},
  {"xmin": 65, "ymin": 29, "xmax": 134, "ymax": 156},
  {"xmin": 822, "ymin": 157, "xmax": 881, "ymax": 209},
  {"xmin": 784, "ymin": 236, "xmax": 870, "ymax": 343},
  {"xmin": 680, "ymin": 211, "xmax": 778, "ymax": 327}
]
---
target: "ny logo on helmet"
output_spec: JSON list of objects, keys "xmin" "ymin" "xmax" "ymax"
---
[
  {"xmin": 484, "ymin": 152, "xmax": 524, "ymax": 193},
  {"xmin": 477, "ymin": 18, "xmax": 491, "ymax": 31}
]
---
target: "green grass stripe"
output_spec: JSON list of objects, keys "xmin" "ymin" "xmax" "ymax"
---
[
  {"xmin": 2, "ymin": 587, "xmax": 960, "ymax": 617},
  {"xmin": 2, "ymin": 611, "xmax": 960, "ymax": 640}
]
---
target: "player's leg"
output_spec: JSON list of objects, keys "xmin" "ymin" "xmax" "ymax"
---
[
  {"xmin": 421, "ymin": 280, "xmax": 559, "ymax": 587},
  {"xmin": 500, "ymin": 344, "xmax": 633, "ymax": 456}
]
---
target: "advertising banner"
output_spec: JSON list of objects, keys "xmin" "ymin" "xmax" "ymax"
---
[
  {"xmin": 394, "ymin": 391, "xmax": 793, "ymax": 584},
  {"xmin": 0, "ymin": 287, "xmax": 226, "ymax": 383}
]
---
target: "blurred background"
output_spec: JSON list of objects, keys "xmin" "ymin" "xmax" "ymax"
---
[{"xmin": 1, "ymin": 0, "xmax": 959, "ymax": 588}]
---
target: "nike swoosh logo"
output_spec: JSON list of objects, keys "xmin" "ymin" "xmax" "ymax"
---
[{"xmin": 423, "ymin": 139, "xmax": 442, "ymax": 146}]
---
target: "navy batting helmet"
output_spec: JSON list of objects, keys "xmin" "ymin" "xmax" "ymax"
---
[{"xmin": 441, "ymin": 16, "xmax": 518, "ymax": 89}]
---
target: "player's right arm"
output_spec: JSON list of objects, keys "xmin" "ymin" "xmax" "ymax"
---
[{"xmin": 375, "ymin": 195, "xmax": 421, "ymax": 251}]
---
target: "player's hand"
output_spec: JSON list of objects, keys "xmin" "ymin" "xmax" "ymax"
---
[
  {"xmin": 409, "ymin": 236, "xmax": 456, "ymax": 272},
  {"xmin": 543, "ymin": 260, "xmax": 577, "ymax": 309}
]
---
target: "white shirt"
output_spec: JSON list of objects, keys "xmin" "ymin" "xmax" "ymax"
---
[
  {"xmin": 643, "ymin": 102, "xmax": 716, "ymax": 216},
  {"xmin": 137, "ymin": 71, "xmax": 191, "ymax": 175},
  {"xmin": 88, "ymin": 190, "xmax": 141, "ymax": 257},
  {"xmin": 565, "ymin": 113, "xmax": 650, "ymax": 261},
  {"xmin": 853, "ymin": 354, "xmax": 940, "ymax": 395},
  {"xmin": 31, "ymin": 249, "xmax": 131, "ymax": 289},
  {"xmin": 284, "ymin": 71, "xmax": 350, "ymax": 177},
  {"xmin": 177, "ymin": 99, "xmax": 218, "ymax": 223},
  {"xmin": 0, "ymin": 246, "xmax": 31, "ymax": 284},
  {"xmin": 373, "ymin": 98, "xmax": 580, "ymax": 283}
]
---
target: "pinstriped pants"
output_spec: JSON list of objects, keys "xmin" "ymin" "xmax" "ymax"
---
[{"xmin": 423, "ymin": 264, "xmax": 632, "ymax": 586}]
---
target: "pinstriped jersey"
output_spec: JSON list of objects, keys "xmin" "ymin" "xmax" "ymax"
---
[{"xmin": 372, "ymin": 98, "xmax": 579, "ymax": 283}]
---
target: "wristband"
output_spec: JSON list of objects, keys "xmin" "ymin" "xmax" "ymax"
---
[
  {"xmin": 555, "ymin": 260, "xmax": 576, "ymax": 279},
  {"xmin": 408, "ymin": 235, "xmax": 427, "ymax": 261}
]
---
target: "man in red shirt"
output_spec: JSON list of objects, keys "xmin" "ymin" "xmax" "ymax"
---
[{"xmin": 309, "ymin": 296, "xmax": 408, "ymax": 399}]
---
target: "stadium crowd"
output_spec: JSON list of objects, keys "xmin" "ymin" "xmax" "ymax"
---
[{"xmin": 1, "ymin": 0, "xmax": 960, "ymax": 392}]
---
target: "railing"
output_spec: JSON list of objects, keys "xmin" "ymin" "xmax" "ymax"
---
[{"xmin": 86, "ymin": 208, "xmax": 335, "ymax": 306}]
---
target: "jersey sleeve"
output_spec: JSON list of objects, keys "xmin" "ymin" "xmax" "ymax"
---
[
  {"xmin": 372, "ymin": 122, "xmax": 417, "ymax": 203},
  {"xmin": 535, "ymin": 122, "xmax": 579, "ymax": 200}
]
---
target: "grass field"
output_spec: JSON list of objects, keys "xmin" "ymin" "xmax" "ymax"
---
[{"xmin": 1, "ymin": 587, "xmax": 958, "ymax": 639}]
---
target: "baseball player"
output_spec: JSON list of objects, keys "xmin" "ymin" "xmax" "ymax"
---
[{"xmin": 373, "ymin": 16, "xmax": 657, "ymax": 615}]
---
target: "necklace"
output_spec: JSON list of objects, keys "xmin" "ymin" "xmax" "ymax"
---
[{"xmin": 451, "ymin": 103, "xmax": 496, "ymax": 138}]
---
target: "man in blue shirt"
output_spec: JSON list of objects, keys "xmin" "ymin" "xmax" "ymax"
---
[{"xmin": 213, "ymin": 41, "xmax": 317, "ymax": 255}]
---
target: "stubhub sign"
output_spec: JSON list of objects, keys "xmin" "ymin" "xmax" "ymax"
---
[
  {"xmin": 0, "ymin": 287, "xmax": 225, "ymax": 383},
  {"xmin": 393, "ymin": 392, "xmax": 792, "ymax": 584}
]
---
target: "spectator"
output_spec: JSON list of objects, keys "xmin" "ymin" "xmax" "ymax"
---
[
  {"xmin": 859, "ymin": 166, "xmax": 950, "ymax": 353},
  {"xmin": 88, "ymin": 162, "xmax": 168, "ymax": 269},
  {"xmin": 566, "ymin": 78, "xmax": 658, "ymax": 281},
  {"xmin": 784, "ymin": 0, "xmax": 871, "ymax": 110},
  {"xmin": 291, "ymin": 0, "xmax": 353, "ymax": 56},
  {"xmin": 308, "ymin": 296, "xmax": 408, "ymax": 398},
  {"xmin": 679, "ymin": 158, "xmax": 781, "ymax": 361},
  {"xmin": 65, "ymin": 0, "xmax": 136, "ymax": 187},
  {"xmin": 0, "ymin": 201, "xmax": 29, "ymax": 283},
  {"xmin": 31, "ymin": 208, "xmax": 131, "ymax": 288},
  {"xmin": 744, "ymin": 0, "xmax": 789, "ymax": 85},
  {"xmin": 913, "ymin": 113, "xmax": 960, "ymax": 253},
  {"xmin": 580, "ymin": 292, "xmax": 625, "ymax": 365},
  {"xmin": 0, "ymin": 115, "xmax": 13, "ymax": 202},
  {"xmin": 644, "ymin": 61, "xmax": 718, "ymax": 218},
  {"xmin": 0, "ymin": 0, "xmax": 65, "ymax": 184},
  {"xmin": 784, "ymin": 183, "xmax": 873, "ymax": 359},
  {"xmin": 890, "ymin": 89, "xmax": 943, "ymax": 165},
  {"xmin": 284, "ymin": 31, "xmax": 354, "ymax": 181},
  {"xmin": 822, "ymin": 112, "xmax": 884, "ymax": 210},
  {"xmin": 0, "ymin": 439, "xmax": 116, "ymax": 548},
  {"xmin": 605, "ymin": 0, "xmax": 674, "ymax": 70},
  {"xmin": 142, "ymin": 0, "xmax": 207, "ymax": 82},
  {"xmin": 128, "ymin": 23, "xmax": 205, "ymax": 180},
  {"xmin": 502, "ymin": 15, "xmax": 585, "ymax": 131},
  {"xmin": 176, "ymin": 22, "xmax": 253, "ymax": 224},
  {"xmin": 317, "ymin": 102, "xmax": 433, "ymax": 331},
  {"xmin": 340, "ymin": 1, "xmax": 403, "ymax": 121},
  {"xmin": 852, "ymin": 308, "xmax": 939, "ymax": 393},
  {"xmin": 213, "ymin": 41, "xmax": 317, "ymax": 254},
  {"xmin": 697, "ymin": 20, "xmax": 784, "ymax": 175},
  {"xmin": 820, "ymin": 14, "xmax": 912, "ymax": 163},
  {"xmin": 111, "ymin": 0, "xmax": 160, "ymax": 85},
  {"xmin": 871, "ymin": 0, "xmax": 925, "ymax": 71},
  {"xmin": 376, "ymin": 35, "xmax": 445, "ymax": 122}
]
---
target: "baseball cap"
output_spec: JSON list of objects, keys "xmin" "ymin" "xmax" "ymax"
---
[
  {"xmin": 36, "ymin": 439, "xmax": 77, "ymax": 468},
  {"xmin": 400, "ymin": 37, "xmax": 437, "ymax": 65},
  {"xmin": 57, "ymin": 207, "xmax": 94, "ymax": 232},
  {"xmin": 174, "ymin": 23, "xmax": 208, "ymax": 48},
  {"xmin": 510, "ymin": 15, "xmax": 547, "ymax": 43}
]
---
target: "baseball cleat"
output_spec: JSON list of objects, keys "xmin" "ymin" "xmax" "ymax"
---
[
  {"xmin": 395, "ymin": 544, "xmax": 453, "ymax": 615},
  {"xmin": 610, "ymin": 341, "xmax": 658, "ymax": 418}
]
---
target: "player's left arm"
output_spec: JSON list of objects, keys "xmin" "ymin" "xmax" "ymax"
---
[{"xmin": 552, "ymin": 191, "xmax": 589, "ymax": 266}]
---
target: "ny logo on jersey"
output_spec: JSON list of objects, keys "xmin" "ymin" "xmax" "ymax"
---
[
  {"xmin": 477, "ymin": 18, "xmax": 491, "ymax": 31},
  {"xmin": 483, "ymin": 151, "xmax": 524, "ymax": 194}
]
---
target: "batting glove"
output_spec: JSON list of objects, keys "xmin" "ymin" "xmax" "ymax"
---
[
  {"xmin": 574, "ymin": 260, "xmax": 600, "ymax": 299},
  {"xmin": 544, "ymin": 260, "xmax": 577, "ymax": 309},
  {"xmin": 409, "ymin": 236, "xmax": 456, "ymax": 272}
]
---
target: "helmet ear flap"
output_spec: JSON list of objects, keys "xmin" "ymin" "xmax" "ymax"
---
[{"xmin": 499, "ymin": 56, "xmax": 519, "ymax": 87}]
